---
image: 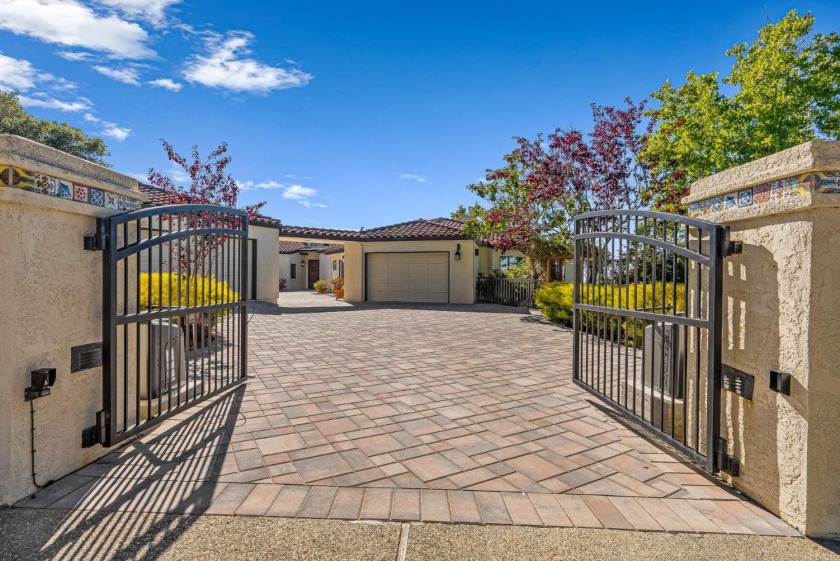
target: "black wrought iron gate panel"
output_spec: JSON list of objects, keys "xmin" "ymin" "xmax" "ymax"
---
[
  {"xmin": 572, "ymin": 210, "xmax": 726, "ymax": 473},
  {"xmin": 101, "ymin": 205, "xmax": 248, "ymax": 446}
]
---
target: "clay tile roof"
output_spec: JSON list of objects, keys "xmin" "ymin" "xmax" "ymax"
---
[
  {"xmin": 281, "ymin": 225, "xmax": 362, "ymax": 240},
  {"xmin": 279, "ymin": 241, "xmax": 307, "ymax": 254},
  {"xmin": 139, "ymin": 183, "xmax": 179, "ymax": 206},
  {"xmin": 250, "ymin": 214, "xmax": 282, "ymax": 229},
  {"xmin": 282, "ymin": 218, "xmax": 471, "ymax": 242},
  {"xmin": 324, "ymin": 244, "xmax": 345, "ymax": 255},
  {"xmin": 360, "ymin": 218, "xmax": 470, "ymax": 241}
]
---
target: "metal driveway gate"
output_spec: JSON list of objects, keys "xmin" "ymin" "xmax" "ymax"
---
[
  {"xmin": 96, "ymin": 205, "xmax": 249, "ymax": 447},
  {"xmin": 572, "ymin": 210, "xmax": 734, "ymax": 474}
]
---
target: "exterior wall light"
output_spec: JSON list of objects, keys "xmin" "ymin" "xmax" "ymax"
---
[
  {"xmin": 25, "ymin": 368, "xmax": 57, "ymax": 401},
  {"xmin": 454, "ymin": 244, "xmax": 461, "ymax": 261}
]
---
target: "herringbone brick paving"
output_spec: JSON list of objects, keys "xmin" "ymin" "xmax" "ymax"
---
[{"xmin": 17, "ymin": 292, "xmax": 797, "ymax": 536}]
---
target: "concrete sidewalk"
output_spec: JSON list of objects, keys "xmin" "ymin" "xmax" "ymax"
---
[{"xmin": 0, "ymin": 508, "xmax": 837, "ymax": 561}]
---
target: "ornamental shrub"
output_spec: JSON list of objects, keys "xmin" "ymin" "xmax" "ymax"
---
[
  {"xmin": 535, "ymin": 282, "xmax": 574, "ymax": 324},
  {"xmin": 536, "ymin": 281, "xmax": 686, "ymax": 345},
  {"xmin": 313, "ymin": 279, "xmax": 328, "ymax": 293},
  {"xmin": 139, "ymin": 272, "xmax": 239, "ymax": 324}
]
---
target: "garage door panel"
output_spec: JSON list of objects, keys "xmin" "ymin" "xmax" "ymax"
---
[
  {"xmin": 427, "ymin": 264, "xmax": 448, "ymax": 278},
  {"xmin": 427, "ymin": 282, "xmax": 449, "ymax": 293},
  {"xmin": 367, "ymin": 252, "xmax": 449, "ymax": 303},
  {"xmin": 408, "ymin": 253, "xmax": 431, "ymax": 264},
  {"xmin": 388, "ymin": 263, "xmax": 409, "ymax": 281}
]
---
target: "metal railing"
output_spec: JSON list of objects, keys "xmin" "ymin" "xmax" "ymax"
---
[{"xmin": 476, "ymin": 277, "xmax": 540, "ymax": 308}]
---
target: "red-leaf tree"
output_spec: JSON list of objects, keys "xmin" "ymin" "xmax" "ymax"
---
[
  {"xmin": 456, "ymin": 98, "xmax": 656, "ymax": 279},
  {"xmin": 147, "ymin": 140, "xmax": 266, "ymax": 273}
]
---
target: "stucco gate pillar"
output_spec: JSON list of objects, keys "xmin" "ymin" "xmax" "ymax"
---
[
  {"xmin": 683, "ymin": 141, "xmax": 840, "ymax": 537},
  {"xmin": 0, "ymin": 135, "xmax": 146, "ymax": 506}
]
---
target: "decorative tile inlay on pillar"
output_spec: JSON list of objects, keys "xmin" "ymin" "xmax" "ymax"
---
[{"xmin": 0, "ymin": 164, "xmax": 142, "ymax": 210}]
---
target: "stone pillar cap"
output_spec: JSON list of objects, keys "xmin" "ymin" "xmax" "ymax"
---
[{"xmin": 683, "ymin": 141, "xmax": 840, "ymax": 222}]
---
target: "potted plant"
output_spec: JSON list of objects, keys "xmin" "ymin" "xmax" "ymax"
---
[
  {"xmin": 313, "ymin": 279, "xmax": 328, "ymax": 294},
  {"xmin": 330, "ymin": 277, "xmax": 344, "ymax": 299}
]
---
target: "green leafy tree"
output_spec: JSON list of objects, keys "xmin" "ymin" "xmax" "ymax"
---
[
  {"xmin": 647, "ymin": 10, "xmax": 840, "ymax": 212},
  {"xmin": 0, "ymin": 91, "xmax": 110, "ymax": 166}
]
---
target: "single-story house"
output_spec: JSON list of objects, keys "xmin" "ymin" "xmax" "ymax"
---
[
  {"xmin": 139, "ymin": 184, "xmax": 282, "ymax": 303},
  {"xmin": 279, "ymin": 217, "xmax": 573, "ymax": 304}
]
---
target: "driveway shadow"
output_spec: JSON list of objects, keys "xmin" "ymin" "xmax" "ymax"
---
[{"xmin": 10, "ymin": 385, "xmax": 245, "ymax": 561}]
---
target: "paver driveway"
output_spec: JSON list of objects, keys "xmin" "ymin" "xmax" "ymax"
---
[{"xmin": 19, "ymin": 292, "xmax": 795, "ymax": 535}]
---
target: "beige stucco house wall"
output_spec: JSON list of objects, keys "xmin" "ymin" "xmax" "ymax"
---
[
  {"xmin": 279, "ymin": 252, "xmax": 306, "ymax": 290},
  {"xmin": 0, "ymin": 135, "xmax": 146, "ymax": 506},
  {"xmin": 684, "ymin": 140, "xmax": 840, "ymax": 537},
  {"xmin": 248, "ymin": 223, "xmax": 281, "ymax": 302}
]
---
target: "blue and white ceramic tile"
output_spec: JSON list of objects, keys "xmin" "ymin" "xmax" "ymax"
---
[
  {"xmin": 89, "ymin": 188, "xmax": 105, "ymax": 207},
  {"xmin": 724, "ymin": 194, "xmax": 737, "ymax": 210},
  {"xmin": 737, "ymin": 188, "xmax": 753, "ymax": 207}
]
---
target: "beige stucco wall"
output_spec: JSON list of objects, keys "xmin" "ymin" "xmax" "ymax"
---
[
  {"xmin": 279, "ymin": 253, "xmax": 307, "ymax": 290},
  {"xmin": 327, "ymin": 252, "xmax": 344, "ymax": 282},
  {"xmin": 343, "ymin": 239, "xmax": 476, "ymax": 304},
  {"xmin": 0, "ymin": 136, "xmax": 144, "ymax": 506},
  {"xmin": 685, "ymin": 140, "xmax": 840, "ymax": 537},
  {"xmin": 249, "ymin": 224, "xmax": 280, "ymax": 302}
]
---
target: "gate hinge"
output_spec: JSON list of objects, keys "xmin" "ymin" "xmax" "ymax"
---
[
  {"xmin": 715, "ymin": 437, "xmax": 740, "ymax": 477},
  {"xmin": 83, "ymin": 232, "xmax": 107, "ymax": 251},
  {"xmin": 723, "ymin": 240, "xmax": 743, "ymax": 257},
  {"xmin": 81, "ymin": 410, "xmax": 106, "ymax": 448}
]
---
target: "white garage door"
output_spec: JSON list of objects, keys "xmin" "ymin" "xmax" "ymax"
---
[{"xmin": 366, "ymin": 252, "xmax": 449, "ymax": 303}]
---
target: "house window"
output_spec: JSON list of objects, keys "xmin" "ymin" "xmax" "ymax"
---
[
  {"xmin": 291, "ymin": 263, "xmax": 297, "ymax": 279},
  {"xmin": 500, "ymin": 256, "xmax": 524, "ymax": 270},
  {"xmin": 339, "ymin": 259, "xmax": 344, "ymax": 278},
  {"xmin": 332, "ymin": 260, "xmax": 337, "ymax": 271}
]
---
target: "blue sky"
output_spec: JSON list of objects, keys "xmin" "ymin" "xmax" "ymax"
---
[{"xmin": 2, "ymin": 1, "xmax": 839, "ymax": 229}]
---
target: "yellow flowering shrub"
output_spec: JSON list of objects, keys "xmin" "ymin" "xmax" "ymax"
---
[
  {"xmin": 536, "ymin": 281, "xmax": 686, "ymax": 345},
  {"xmin": 139, "ymin": 272, "xmax": 239, "ymax": 324}
]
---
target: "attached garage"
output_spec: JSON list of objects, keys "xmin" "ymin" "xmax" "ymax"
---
[{"xmin": 366, "ymin": 252, "xmax": 449, "ymax": 303}]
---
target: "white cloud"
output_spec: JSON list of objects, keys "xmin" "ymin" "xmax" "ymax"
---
[
  {"xmin": 399, "ymin": 173, "xmax": 426, "ymax": 183},
  {"xmin": 20, "ymin": 94, "xmax": 91, "ymax": 112},
  {"xmin": 298, "ymin": 200, "xmax": 327, "ymax": 209},
  {"xmin": 0, "ymin": 53, "xmax": 81, "ymax": 94},
  {"xmin": 0, "ymin": 0, "xmax": 154, "ymax": 59},
  {"xmin": 0, "ymin": 53, "xmax": 44, "ymax": 90},
  {"xmin": 93, "ymin": 65, "xmax": 141, "ymax": 85},
  {"xmin": 241, "ymin": 182, "xmax": 326, "ymax": 208},
  {"xmin": 95, "ymin": 0, "xmax": 180, "ymax": 26},
  {"xmin": 57, "ymin": 51, "xmax": 93, "ymax": 61},
  {"xmin": 184, "ymin": 31, "xmax": 313, "ymax": 93},
  {"xmin": 101, "ymin": 122, "xmax": 130, "ymax": 140},
  {"xmin": 83, "ymin": 112, "xmax": 130, "ymax": 141},
  {"xmin": 239, "ymin": 179, "xmax": 285, "ymax": 191},
  {"xmin": 148, "ymin": 78, "xmax": 182, "ymax": 91},
  {"xmin": 282, "ymin": 184, "xmax": 316, "ymax": 200}
]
